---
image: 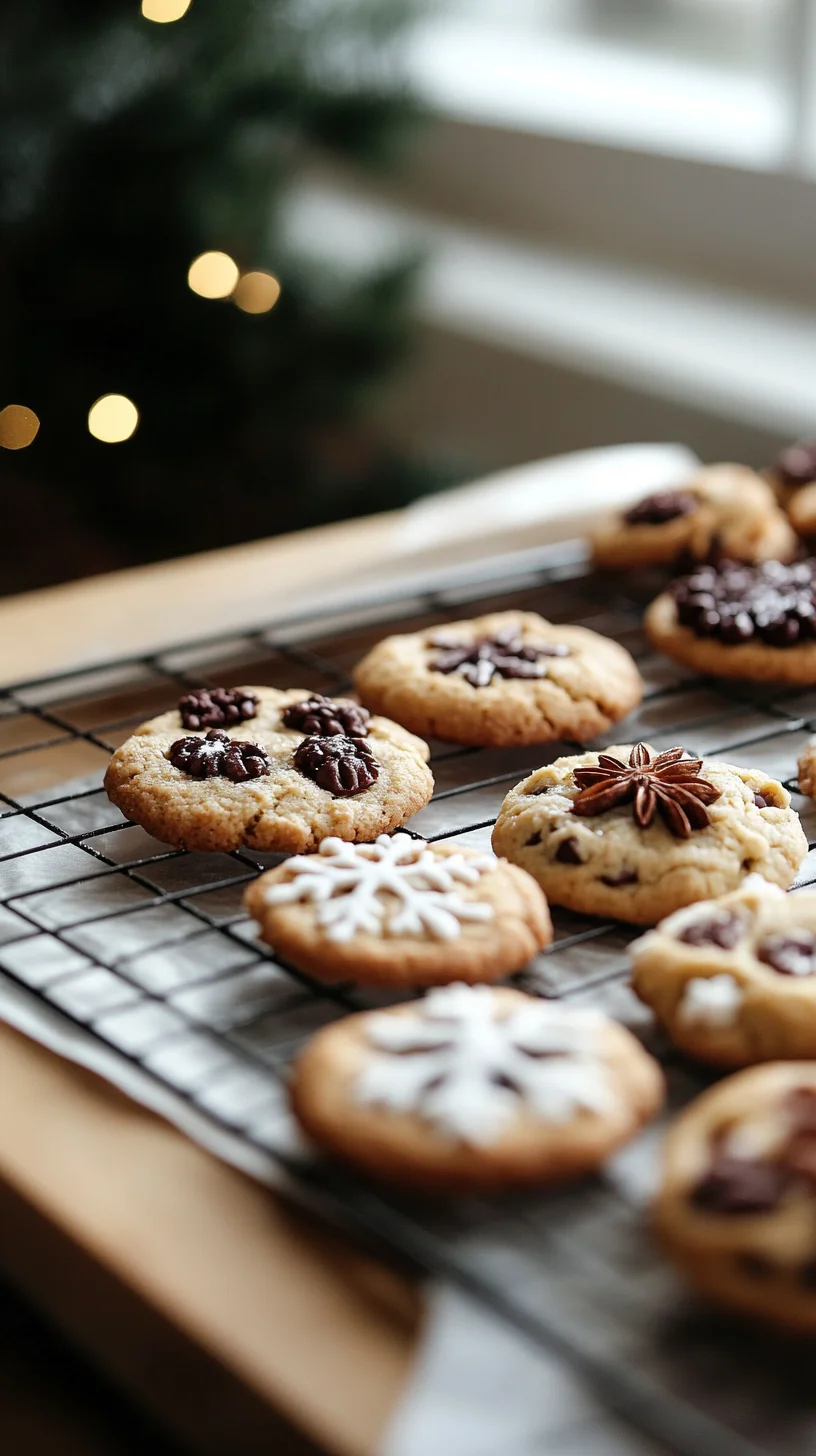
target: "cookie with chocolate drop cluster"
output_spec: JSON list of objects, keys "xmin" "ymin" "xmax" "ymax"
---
[
  {"xmin": 646, "ymin": 558, "xmax": 816, "ymax": 683},
  {"xmin": 291, "ymin": 983, "xmax": 663, "ymax": 1192},
  {"xmin": 656, "ymin": 1063, "xmax": 816, "ymax": 1331},
  {"xmin": 104, "ymin": 686, "xmax": 432, "ymax": 853},
  {"xmin": 592, "ymin": 463, "xmax": 796, "ymax": 571},
  {"xmin": 491, "ymin": 743, "xmax": 806, "ymax": 926},
  {"xmin": 353, "ymin": 610, "xmax": 643, "ymax": 748},
  {"xmin": 632, "ymin": 876, "xmax": 816, "ymax": 1066}
]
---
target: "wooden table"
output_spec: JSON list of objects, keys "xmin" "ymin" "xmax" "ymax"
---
[{"xmin": 0, "ymin": 515, "xmax": 428, "ymax": 1456}]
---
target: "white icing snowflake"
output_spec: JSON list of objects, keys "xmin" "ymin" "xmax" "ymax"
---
[
  {"xmin": 678, "ymin": 973, "xmax": 743, "ymax": 1028},
  {"xmin": 264, "ymin": 833, "xmax": 497, "ymax": 943},
  {"xmin": 354, "ymin": 984, "xmax": 615, "ymax": 1146}
]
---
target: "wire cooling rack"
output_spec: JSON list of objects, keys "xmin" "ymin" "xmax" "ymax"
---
[{"xmin": 3, "ymin": 549, "xmax": 816, "ymax": 1456}]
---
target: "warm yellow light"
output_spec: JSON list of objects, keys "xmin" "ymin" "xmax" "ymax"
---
[
  {"xmin": 0, "ymin": 405, "xmax": 40, "ymax": 450},
  {"xmin": 88, "ymin": 395, "xmax": 139, "ymax": 444},
  {"xmin": 233, "ymin": 270, "xmax": 281, "ymax": 315},
  {"xmin": 141, "ymin": 0, "xmax": 192, "ymax": 21},
  {"xmin": 187, "ymin": 251, "xmax": 240, "ymax": 300}
]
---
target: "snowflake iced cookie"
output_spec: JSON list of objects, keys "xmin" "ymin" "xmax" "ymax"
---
[
  {"xmin": 656, "ymin": 1065, "xmax": 816, "ymax": 1331},
  {"xmin": 492, "ymin": 743, "xmax": 807, "ymax": 927},
  {"xmin": 291, "ymin": 984, "xmax": 663, "ymax": 1191},
  {"xmin": 104, "ymin": 686, "xmax": 433, "ymax": 854},
  {"xmin": 352, "ymin": 610, "xmax": 643, "ymax": 748},
  {"xmin": 632, "ymin": 878, "xmax": 816, "ymax": 1066},
  {"xmin": 245, "ymin": 833, "xmax": 552, "ymax": 987},
  {"xmin": 646, "ymin": 560, "xmax": 816, "ymax": 684},
  {"xmin": 591, "ymin": 463, "xmax": 796, "ymax": 571}
]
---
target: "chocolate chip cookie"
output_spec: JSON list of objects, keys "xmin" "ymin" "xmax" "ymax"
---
[
  {"xmin": 353, "ymin": 610, "xmax": 643, "ymax": 748},
  {"xmin": 646, "ymin": 559, "xmax": 816, "ymax": 683},
  {"xmin": 632, "ymin": 876, "xmax": 816, "ymax": 1065},
  {"xmin": 656, "ymin": 1064, "xmax": 816, "ymax": 1330},
  {"xmin": 291, "ymin": 984, "xmax": 664, "ymax": 1191},
  {"xmin": 245, "ymin": 833, "xmax": 552, "ymax": 987},
  {"xmin": 492, "ymin": 743, "xmax": 807, "ymax": 926},
  {"xmin": 104, "ymin": 686, "xmax": 433, "ymax": 853},
  {"xmin": 592, "ymin": 463, "xmax": 796, "ymax": 571}
]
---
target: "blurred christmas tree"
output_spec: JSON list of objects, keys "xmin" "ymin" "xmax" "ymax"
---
[{"xmin": 1, "ymin": 0, "xmax": 434, "ymax": 587}]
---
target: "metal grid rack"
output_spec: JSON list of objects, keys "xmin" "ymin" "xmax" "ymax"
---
[{"xmin": 2, "ymin": 551, "xmax": 816, "ymax": 1456}]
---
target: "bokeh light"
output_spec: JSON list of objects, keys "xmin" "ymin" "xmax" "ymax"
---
[
  {"xmin": 187, "ymin": 251, "xmax": 240, "ymax": 299},
  {"xmin": 141, "ymin": 0, "xmax": 192, "ymax": 21},
  {"xmin": 88, "ymin": 395, "xmax": 139, "ymax": 443},
  {"xmin": 0, "ymin": 405, "xmax": 40, "ymax": 449},
  {"xmin": 233, "ymin": 270, "xmax": 281, "ymax": 315}
]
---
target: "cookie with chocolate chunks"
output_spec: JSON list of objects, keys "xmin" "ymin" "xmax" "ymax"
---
[
  {"xmin": 492, "ymin": 743, "xmax": 806, "ymax": 926},
  {"xmin": 632, "ymin": 876, "xmax": 816, "ymax": 1066},
  {"xmin": 353, "ymin": 610, "xmax": 642, "ymax": 748},
  {"xmin": 104, "ymin": 686, "xmax": 433, "ymax": 853},
  {"xmin": 657, "ymin": 1063, "xmax": 816, "ymax": 1331},
  {"xmin": 592, "ymin": 463, "xmax": 796, "ymax": 571},
  {"xmin": 646, "ymin": 558, "xmax": 816, "ymax": 683},
  {"xmin": 291, "ymin": 984, "xmax": 663, "ymax": 1192}
]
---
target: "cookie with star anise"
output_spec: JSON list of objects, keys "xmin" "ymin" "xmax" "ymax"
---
[
  {"xmin": 592, "ymin": 463, "xmax": 796, "ymax": 572},
  {"xmin": 492, "ymin": 742, "xmax": 806, "ymax": 926},
  {"xmin": 657, "ymin": 1063, "xmax": 816, "ymax": 1330},
  {"xmin": 632, "ymin": 876, "xmax": 816, "ymax": 1066},
  {"xmin": 104, "ymin": 686, "xmax": 433, "ymax": 853},
  {"xmin": 353, "ymin": 610, "xmax": 643, "ymax": 748}
]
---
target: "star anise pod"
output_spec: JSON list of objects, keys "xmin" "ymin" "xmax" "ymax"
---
[{"xmin": 571, "ymin": 743, "xmax": 721, "ymax": 839}]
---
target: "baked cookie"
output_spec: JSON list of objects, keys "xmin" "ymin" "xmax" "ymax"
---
[
  {"xmin": 631, "ymin": 876, "xmax": 816, "ymax": 1066},
  {"xmin": 646, "ymin": 559, "xmax": 816, "ymax": 683},
  {"xmin": 656, "ymin": 1063, "xmax": 816, "ymax": 1331},
  {"xmin": 104, "ymin": 687, "xmax": 433, "ymax": 853},
  {"xmin": 352, "ymin": 610, "xmax": 643, "ymax": 748},
  {"xmin": 492, "ymin": 743, "xmax": 806, "ymax": 926},
  {"xmin": 245, "ymin": 833, "xmax": 551, "ymax": 987},
  {"xmin": 798, "ymin": 737, "xmax": 816, "ymax": 802},
  {"xmin": 591, "ymin": 463, "xmax": 796, "ymax": 571},
  {"xmin": 291, "ymin": 983, "xmax": 663, "ymax": 1191}
]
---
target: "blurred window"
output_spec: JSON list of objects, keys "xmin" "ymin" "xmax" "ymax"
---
[{"xmin": 407, "ymin": 0, "xmax": 816, "ymax": 172}]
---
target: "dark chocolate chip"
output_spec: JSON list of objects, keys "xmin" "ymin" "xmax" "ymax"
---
[
  {"xmin": 600, "ymin": 869, "xmax": 637, "ymax": 887},
  {"xmin": 178, "ymin": 687, "xmax": 259, "ymax": 731},
  {"xmin": 678, "ymin": 911, "xmax": 744, "ymax": 951},
  {"xmin": 775, "ymin": 440, "xmax": 816, "ymax": 489},
  {"xmin": 428, "ymin": 632, "xmax": 569, "ymax": 688},
  {"xmin": 293, "ymin": 734, "xmax": 379, "ymax": 796},
  {"xmin": 282, "ymin": 694, "xmax": 370, "ymax": 738},
  {"xmin": 167, "ymin": 729, "xmax": 270, "ymax": 783},
  {"xmin": 525, "ymin": 831, "xmax": 542, "ymax": 847},
  {"xmin": 554, "ymin": 836, "xmax": 583, "ymax": 865},
  {"xmin": 691, "ymin": 1153, "xmax": 790, "ymax": 1215},
  {"xmin": 623, "ymin": 489, "xmax": 698, "ymax": 526},
  {"xmin": 757, "ymin": 933, "xmax": 816, "ymax": 978}
]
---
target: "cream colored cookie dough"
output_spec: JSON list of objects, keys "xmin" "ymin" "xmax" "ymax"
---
[
  {"xmin": 632, "ymin": 877, "xmax": 816, "ymax": 1066},
  {"xmin": 656, "ymin": 1063, "xmax": 816, "ymax": 1331},
  {"xmin": 291, "ymin": 984, "xmax": 664, "ymax": 1192},
  {"xmin": 592, "ymin": 463, "xmax": 796, "ymax": 570},
  {"xmin": 246, "ymin": 834, "xmax": 551, "ymax": 987},
  {"xmin": 104, "ymin": 686, "xmax": 433, "ymax": 853},
  {"xmin": 353, "ymin": 610, "xmax": 643, "ymax": 748},
  {"xmin": 492, "ymin": 745, "xmax": 807, "ymax": 926}
]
